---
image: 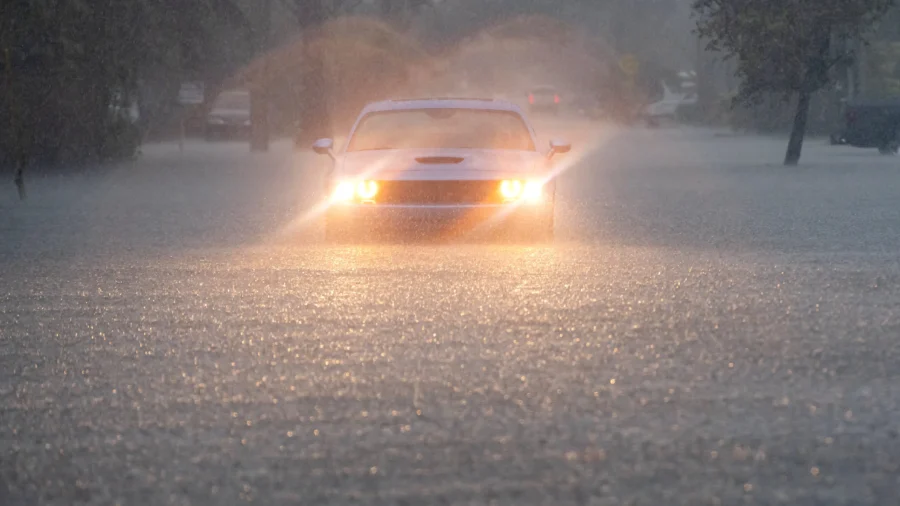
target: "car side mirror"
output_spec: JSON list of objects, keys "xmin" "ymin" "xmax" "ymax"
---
[
  {"xmin": 548, "ymin": 139, "xmax": 571, "ymax": 159},
  {"xmin": 313, "ymin": 138, "xmax": 335, "ymax": 159}
]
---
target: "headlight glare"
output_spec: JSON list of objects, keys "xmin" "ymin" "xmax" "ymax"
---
[
  {"xmin": 499, "ymin": 180, "xmax": 524, "ymax": 200},
  {"xmin": 500, "ymin": 179, "xmax": 544, "ymax": 203},
  {"xmin": 523, "ymin": 180, "xmax": 544, "ymax": 202},
  {"xmin": 332, "ymin": 181, "xmax": 355, "ymax": 202},
  {"xmin": 356, "ymin": 180, "xmax": 379, "ymax": 200},
  {"xmin": 333, "ymin": 180, "xmax": 379, "ymax": 203}
]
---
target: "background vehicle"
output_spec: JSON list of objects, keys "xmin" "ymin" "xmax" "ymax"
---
[
  {"xmin": 527, "ymin": 85, "xmax": 561, "ymax": 115},
  {"xmin": 842, "ymin": 100, "xmax": 900, "ymax": 154},
  {"xmin": 315, "ymin": 98, "xmax": 570, "ymax": 242},
  {"xmin": 205, "ymin": 90, "xmax": 251, "ymax": 141},
  {"xmin": 643, "ymin": 81, "xmax": 697, "ymax": 126},
  {"xmin": 830, "ymin": 130, "xmax": 848, "ymax": 145}
]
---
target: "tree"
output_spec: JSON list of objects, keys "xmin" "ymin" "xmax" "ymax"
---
[
  {"xmin": 277, "ymin": 0, "xmax": 332, "ymax": 144},
  {"xmin": 693, "ymin": 0, "xmax": 895, "ymax": 165},
  {"xmin": 274, "ymin": 0, "xmax": 431, "ymax": 144},
  {"xmin": 380, "ymin": 0, "xmax": 431, "ymax": 28},
  {"xmin": 1, "ymin": 0, "xmax": 253, "ymax": 196}
]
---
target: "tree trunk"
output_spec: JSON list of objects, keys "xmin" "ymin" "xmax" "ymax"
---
[
  {"xmin": 784, "ymin": 89, "xmax": 811, "ymax": 166},
  {"xmin": 695, "ymin": 35, "xmax": 716, "ymax": 122},
  {"xmin": 380, "ymin": 0, "xmax": 397, "ymax": 17},
  {"xmin": 4, "ymin": 43, "xmax": 21, "ymax": 198},
  {"xmin": 250, "ymin": 0, "xmax": 272, "ymax": 152},
  {"xmin": 14, "ymin": 164, "xmax": 25, "ymax": 200},
  {"xmin": 298, "ymin": 5, "xmax": 331, "ymax": 146},
  {"xmin": 250, "ymin": 88, "xmax": 270, "ymax": 152},
  {"xmin": 288, "ymin": 0, "xmax": 331, "ymax": 147}
]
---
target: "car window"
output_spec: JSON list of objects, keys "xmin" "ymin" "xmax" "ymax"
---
[{"xmin": 347, "ymin": 109, "xmax": 536, "ymax": 152}]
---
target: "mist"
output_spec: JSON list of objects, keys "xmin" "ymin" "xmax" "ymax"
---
[{"xmin": 5, "ymin": 2, "xmax": 900, "ymax": 506}]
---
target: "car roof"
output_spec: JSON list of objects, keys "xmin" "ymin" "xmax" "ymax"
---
[{"xmin": 360, "ymin": 98, "xmax": 526, "ymax": 115}]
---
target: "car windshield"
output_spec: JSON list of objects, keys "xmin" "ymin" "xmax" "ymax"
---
[{"xmin": 347, "ymin": 108, "xmax": 535, "ymax": 151}]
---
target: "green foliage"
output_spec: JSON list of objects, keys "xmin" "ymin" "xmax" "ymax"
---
[
  {"xmin": 724, "ymin": 88, "xmax": 845, "ymax": 134},
  {"xmin": 864, "ymin": 40, "xmax": 900, "ymax": 97},
  {"xmin": 693, "ymin": 0, "xmax": 895, "ymax": 102},
  {"xmin": 273, "ymin": 0, "xmax": 435, "ymax": 142},
  {"xmin": 693, "ymin": 0, "xmax": 895, "ymax": 164}
]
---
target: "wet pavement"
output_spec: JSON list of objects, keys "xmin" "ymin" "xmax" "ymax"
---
[{"xmin": 2, "ymin": 123, "xmax": 900, "ymax": 505}]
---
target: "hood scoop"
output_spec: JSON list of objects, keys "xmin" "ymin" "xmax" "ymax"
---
[{"xmin": 415, "ymin": 156, "xmax": 464, "ymax": 165}]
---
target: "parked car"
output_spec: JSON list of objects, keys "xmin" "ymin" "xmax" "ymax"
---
[
  {"xmin": 643, "ymin": 82, "xmax": 697, "ymax": 127},
  {"xmin": 527, "ymin": 85, "xmax": 561, "ymax": 115},
  {"xmin": 205, "ymin": 90, "xmax": 251, "ymax": 140},
  {"xmin": 313, "ymin": 98, "xmax": 571, "ymax": 242},
  {"xmin": 842, "ymin": 100, "xmax": 900, "ymax": 154}
]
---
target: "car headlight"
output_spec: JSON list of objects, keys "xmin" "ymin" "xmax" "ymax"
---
[
  {"xmin": 332, "ymin": 180, "xmax": 379, "ymax": 203},
  {"xmin": 332, "ymin": 181, "xmax": 356, "ymax": 202},
  {"xmin": 356, "ymin": 180, "xmax": 379, "ymax": 200},
  {"xmin": 499, "ymin": 180, "xmax": 524, "ymax": 200},
  {"xmin": 500, "ymin": 179, "xmax": 544, "ymax": 203},
  {"xmin": 522, "ymin": 181, "xmax": 544, "ymax": 202}
]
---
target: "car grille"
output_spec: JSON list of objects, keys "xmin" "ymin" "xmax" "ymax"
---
[{"xmin": 375, "ymin": 180, "xmax": 503, "ymax": 205}]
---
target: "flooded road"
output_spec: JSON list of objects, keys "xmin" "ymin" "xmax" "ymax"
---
[{"xmin": 3, "ymin": 122, "xmax": 900, "ymax": 505}]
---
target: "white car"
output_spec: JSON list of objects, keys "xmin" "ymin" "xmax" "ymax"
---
[
  {"xmin": 313, "ymin": 98, "xmax": 571, "ymax": 241},
  {"xmin": 644, "ymin": 81, "xmax": 698, "ymax": 126}
]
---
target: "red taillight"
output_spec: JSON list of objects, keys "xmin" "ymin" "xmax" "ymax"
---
[
  {"xmin": 528, "ymin": 94, "xmax": 535, "ymax": 104},
  {"xmin": 554, "ymin": 94, "xmax": 560, "ymax": 104}
]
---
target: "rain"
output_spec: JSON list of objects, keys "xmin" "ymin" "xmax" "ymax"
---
[{"xmin": 3, "ymin": 1, "xmax": 900, "ymax": 505}]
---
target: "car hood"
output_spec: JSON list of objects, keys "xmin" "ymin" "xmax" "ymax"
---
[{"xmin": 335, "ymin": 148, "xmax": 547, "ymax": 181}]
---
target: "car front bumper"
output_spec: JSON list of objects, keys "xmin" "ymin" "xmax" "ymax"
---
[{"xmin": 326, "ymin": 203, "xmax": 553, "ymax": 235}]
